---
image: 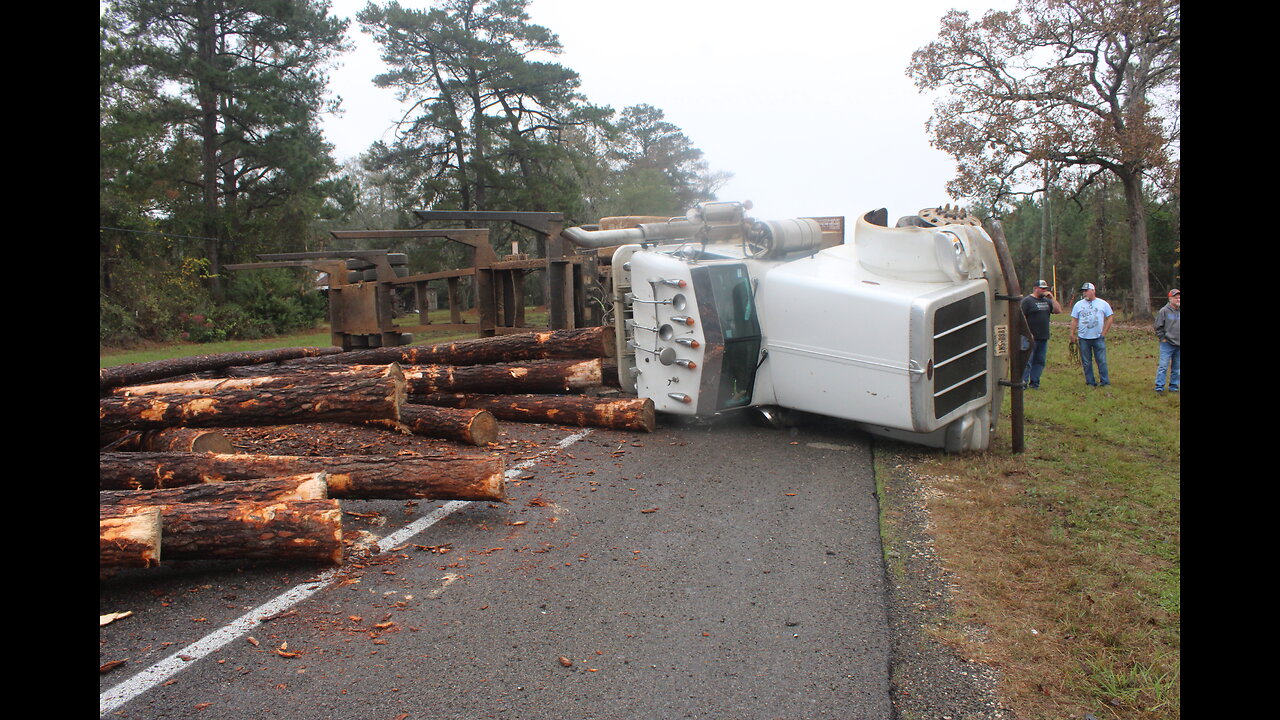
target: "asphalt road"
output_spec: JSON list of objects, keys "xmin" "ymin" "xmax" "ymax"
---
[{"xmin": 100, "ymin": 413, "xmax": 891, "ymax": 719}]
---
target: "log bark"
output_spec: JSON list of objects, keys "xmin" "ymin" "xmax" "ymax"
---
[
  {"xmin": 100, "ymin": 472, "xmax": 328, "ymax": 509},
  {"xmin": 282, "ymin": 325, "xmax": 615, "ymax": 368},
  {"xmin": 120, "ymin": 499, "xmax": 344, "ymax": 565},
  {"xmin": 100, "ymin": 346, "xmax": 343, "ymax": 394},
  {"xmin": 99, "ymin": 365, "xmax": 406, "ymax": 432},
  {"xmin": 100, "ymin": 428, "xmax": 235, "ymax": 453},
  {"xmin": 413, "ymin": 393, "xmax": 656, "ymax": 432},
  {"xmin": 365, "ymin": 405, "xmax": 498, "ymax": 446},
  {"xmin": 100, "ymin": 507, "xmax": 162, "ymax": 569},
  {"xmin": 403, "ymin": 358, "xmax": 603, "ymax": 395},
  {"xmin": 99, "ymin": 451, "xmax": 505, "ymax": 501}
]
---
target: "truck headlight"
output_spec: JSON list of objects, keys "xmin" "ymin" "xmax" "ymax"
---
[
  {"xmin": 952, "ymin": 238, "xmax": 970, "ymax": 273},
  {"xmin": 933, "ymin": 231, "xmax": 969, "ymax": 282}
]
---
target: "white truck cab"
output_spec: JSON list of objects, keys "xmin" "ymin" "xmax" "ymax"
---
[{"xmin": 562, "ymin": 201, "xmax": 1012, "ymax": 452}]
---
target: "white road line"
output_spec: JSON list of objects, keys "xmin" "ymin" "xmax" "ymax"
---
[{"xmin": 100, "ymin": 428, "xmax": 593, "ymax": 717}]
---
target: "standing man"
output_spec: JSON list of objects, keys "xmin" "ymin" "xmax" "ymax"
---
[
  {"xmin": 1154, "ymin": 288, "xmax": 1180, "ymax": 393},
  {"xmin": 1069, "ymin": 282, "xmax": 1114, "ymax": 387},
  {"xmin": 1020, "ymin": 280, "xmax": 1062, "ymax": 389}
]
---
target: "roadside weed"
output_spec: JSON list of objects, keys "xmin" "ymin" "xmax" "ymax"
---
[{"xmin": 878, "ymin": 321, "xmax": 1179, "ymax": 719}]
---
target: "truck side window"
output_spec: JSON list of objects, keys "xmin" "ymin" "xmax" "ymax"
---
[
  {"xmin": 703, "ymin": 264, "xmax": 761, "ymax": 409},
  {"xmin": 708, "ymin": 265, "xmax": 761, "ymax": 340}
]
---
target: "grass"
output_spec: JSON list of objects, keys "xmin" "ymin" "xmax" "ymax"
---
[{"xmin": 876, "ymin": 318, "xmax": 1180, "ymax": 720}]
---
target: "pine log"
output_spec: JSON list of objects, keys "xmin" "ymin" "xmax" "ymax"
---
[
  {"xmin": 402, "ymin": 358, "xmax": 603, "ymax": 395},
  {"xmin": 100, "ymin": 507, "xmax": 162, "ymax": 569},
  {"xmin": 100, "ymin": 428, "xmax": 235, "ymax": 453},
  {"xmin": 413, "ymin": 393, "xmax": 656, "ymax": 432},
  {"xmin": 125, "ymin": 499, "xmax": 344, "ymax": 565},
  {"xmin": 219, "ymin": 359, "xmax": 605, "ymax": 395},
  {"xmin": 365, "ymin": 405, "xmax": 499, "ymax": 446},
  {"xmin": 113, "ymin": 364, "xmax": 396, "ymax": 391},
  {"xmin": 99, "ymin": 451, "xmax": 505, "ymax": 501},
  {"xmin": 99, "ymin": 365, "xmax": 406, "ymax": 432},
  {"xmin": 100, "ymin": 346, "xmax": 343, "ymax": 394},
  {"xmin": 282, "ymin": 326, "xmax": 615, "ymax": 368},
  {"xmin": 100, "ymin": 473, "xmax": 328, "ymax": 509}
]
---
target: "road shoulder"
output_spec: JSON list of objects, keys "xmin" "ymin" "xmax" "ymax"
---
[{"xmin": 874, "ymin": 440, "xmax": 1009, "ymax": 719}]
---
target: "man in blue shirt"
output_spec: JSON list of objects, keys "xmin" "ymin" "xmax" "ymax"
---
[{"xmin": 1069, "ymin": 282, "xmax": 1114, "ymax": 387}]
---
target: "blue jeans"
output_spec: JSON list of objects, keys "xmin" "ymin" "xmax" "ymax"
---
[
  {"xmin": 1021, "ymin": 337, "xmax": 1048, "ymax": 388},
  {"xmin": 1078, "ymin": 337, "xmax": 1109, "ymax": 386},
  {"xmin": 1155, "ymin": 341, "xmax": 1180, "ymax": 391}
]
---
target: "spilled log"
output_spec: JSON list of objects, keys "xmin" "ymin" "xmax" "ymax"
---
[
  {"xmin": 99, "ymin": 365, "xmax": 406, "ymax": 432},
  {"xmin": 100, "ymin": 473, "xmax": 328, "ymax": 508},
  {"xmin": 100, "ymin": 346, "xmax": 343, "ymax": 394},
  {"xmin": 100, "ymin": 428, "xmax": 235, "ymax": 453},
  {"xmin": 282, "ymin": 325, "xmax": 615, "ymax": 368},
  {"xmin": 413, "ymin": 393, "xmax": 655, "ymax": 432},
  {"xmin": 403, "ymin": 358, "xmax": 603, "ymax": 395},
  {"xmin": 365, "ymin": 405, "xmax": 499, "ymax": 446},
  {"xmin": 121, "ymin": 499, "xmax": 345, "ymax": 566},
  {"xmin": 99, "ymin": 451, "xmax": 504, "ymax": 501}
]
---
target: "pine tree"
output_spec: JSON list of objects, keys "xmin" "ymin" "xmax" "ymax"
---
[{"xmin": 101, "ymin": 0, "xmax": 350, "ymax": 299}]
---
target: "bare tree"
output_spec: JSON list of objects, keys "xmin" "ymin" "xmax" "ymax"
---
[{"xmin": 910, "ymin": 0, "xmax": 1179, "ymax": 320}]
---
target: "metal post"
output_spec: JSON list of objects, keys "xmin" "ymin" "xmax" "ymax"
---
[{"xmin": 988, "ymin": 218, "xmax": 1027, "ymax": 454}]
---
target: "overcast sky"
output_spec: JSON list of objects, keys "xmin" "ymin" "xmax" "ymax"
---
[{"xmin": 321, "ymin": 0, "xmax": 1014, "ymax": 225}]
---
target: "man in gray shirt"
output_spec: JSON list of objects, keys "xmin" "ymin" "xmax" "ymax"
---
[
  {"xmin": 1019, "ymin": 280, "xmax": 1062, "ymax": 389},
  {"xmin": 1154, "ymin": 288, "xmax": 1180, "ymax": 393}
]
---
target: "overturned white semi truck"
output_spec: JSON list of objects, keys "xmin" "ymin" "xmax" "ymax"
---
[{"xmin": 561, "ymin": 201, "xmax": 1015, "ymax": 452}]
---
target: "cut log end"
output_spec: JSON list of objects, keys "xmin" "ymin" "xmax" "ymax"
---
[
  {"xmin": 100, "ymin": 507, "xmax": 162, "ymax": 569},
  {"xmin": 470, "ymin": 410, "xmax": 499, "ymax": 445}
]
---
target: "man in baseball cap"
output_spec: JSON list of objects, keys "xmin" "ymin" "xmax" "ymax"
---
[
  {"xmin": 1069, "ymin": 282, "xmax": 1114, "ymax": 387},
  {"xmin": 1154, "ymin": 289, "xmax": 1180, "ymax": 392},
  {"xmin": 1019, "ymin": 280, "xmax": 1061, "ymax": 389}
]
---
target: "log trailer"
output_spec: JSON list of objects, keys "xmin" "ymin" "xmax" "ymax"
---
[{"xmin": 561, "ymin": 201, "xmax": 1015, "ymax": 452}]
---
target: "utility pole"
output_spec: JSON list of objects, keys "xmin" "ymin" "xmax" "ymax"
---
[{"xmin": 1039, "ymin": 161, "xmax": 1051, "ymax": 284}]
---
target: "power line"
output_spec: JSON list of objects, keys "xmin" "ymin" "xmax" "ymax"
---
[{"xmin": 99, "ymin": 226, "xmax": 219, "ymax": 242}]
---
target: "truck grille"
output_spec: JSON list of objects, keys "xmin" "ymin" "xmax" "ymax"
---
[{"xmin": 932, "ymin": 294, "xmax": 988, "ymax": 419}]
